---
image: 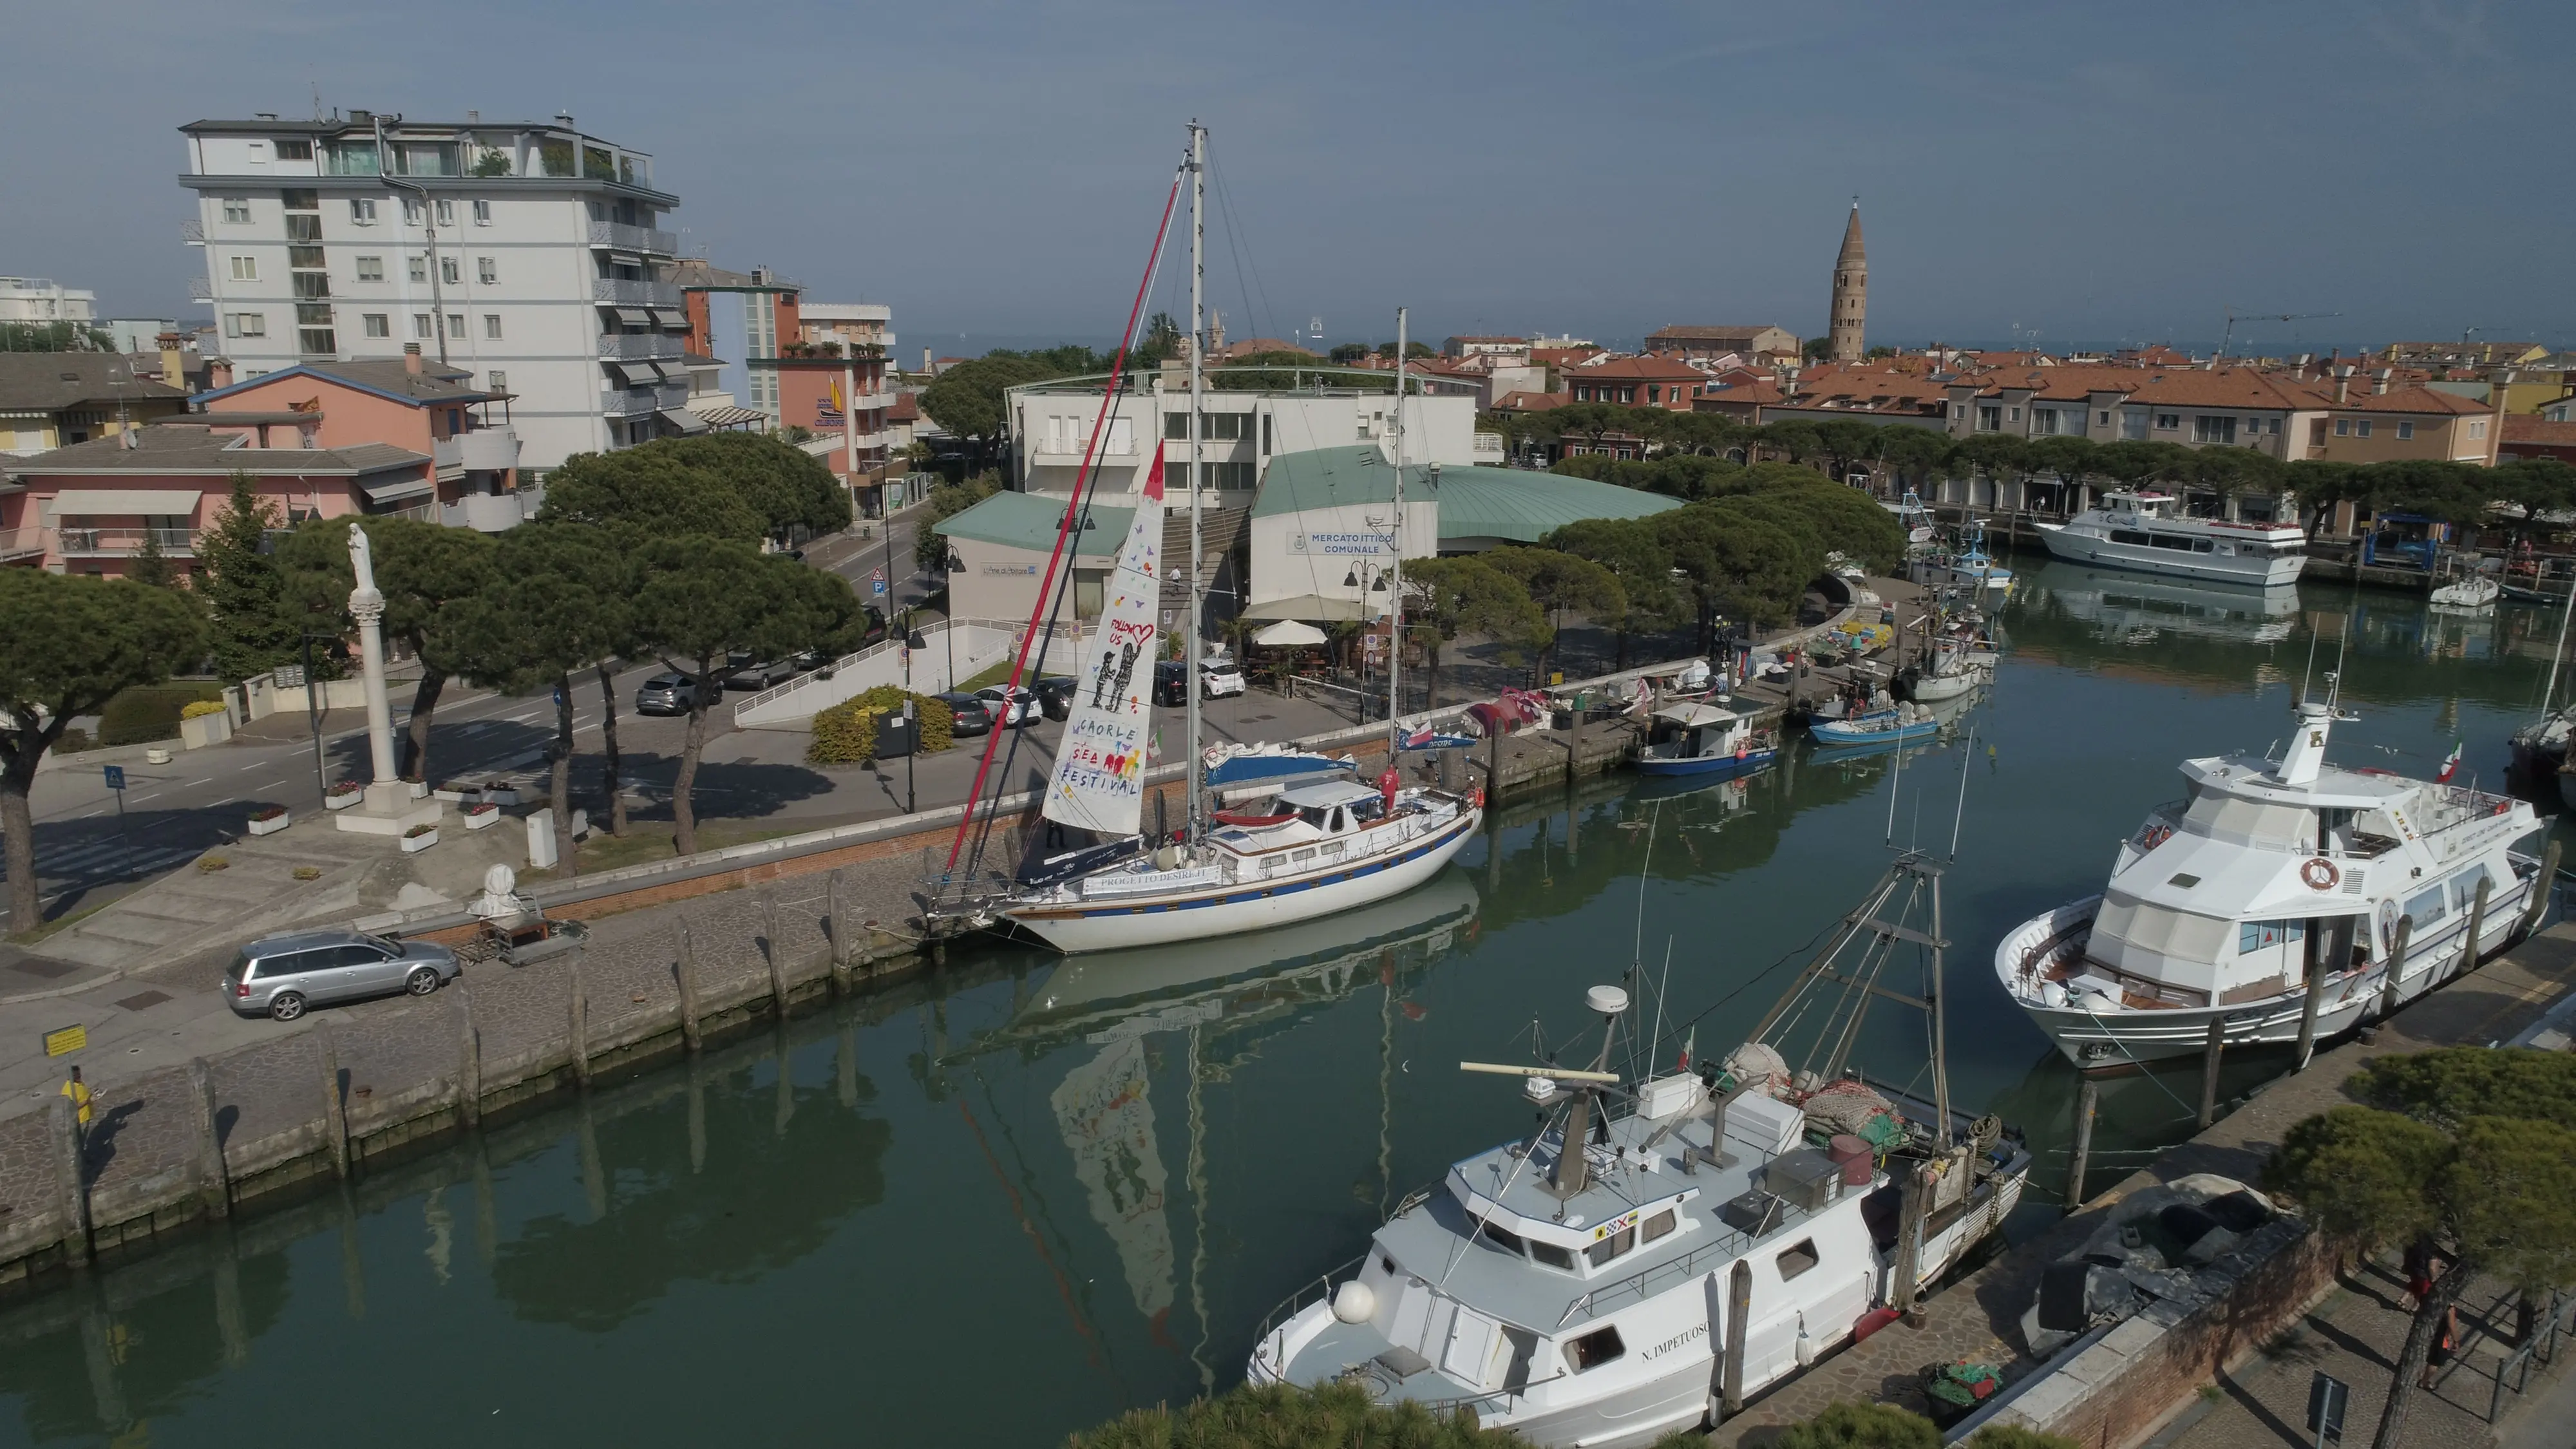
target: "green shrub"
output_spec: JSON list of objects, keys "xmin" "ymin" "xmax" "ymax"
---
[
  {"xmin": 1965, "ymin": 1427, "xmax": 2079, "ymax": 1449},
  {"xmin": 1063, "ymin": 1381, "xmax": 1530, "ymax": 1448},
  {"xmin": 180, "ymin": 699, "xmax": 229, "ymax": 720},
  {"xmin": 99, "ymin": 682, "xmax": 226, "ymax": 745},
  {"xmin": 807, "ymin": 686, "xmax": 952, "ymax": 765},
  {"xmin": 1774, "ymin": 1401, "xmax": 1942, "ymax": 1449},
  {"xmin": 52, "ymin": 728, "xmax": 95, "ymax": 754}
]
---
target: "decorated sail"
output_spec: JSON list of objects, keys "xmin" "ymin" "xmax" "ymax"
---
[{"xmin": 1043, "ymin": 444, "xmax": 1168, "ymax": 835}]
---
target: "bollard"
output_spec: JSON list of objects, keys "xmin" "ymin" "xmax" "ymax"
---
[
  {"xmin": 317, "ymin": 1028, "xmax": 350, "ymax": 1179},
  {"xmin": 46, "ymin": 1096, "xmax": 90, "ymax": 1268},
  {"xmin": 2378, "ymin": 915, "xmax": 2415, "ymax": 1021},
  {"xmin": 455, "ymin": 979, "xmax": 482, "ymax": 1128},
  {"xmin": 567, "ymin": 954, "xmax": 592, "ymax": 1087},
  {"xmin": 2067, "ymin": 1075, "xmax": 2100, "ymax": 1209},
  {"xmin": 2461, "ymin": 873, "xmax": 2493, "ymax": 974},
  {"xmin": 185, "ymin": 1059, "xmax": 229, "ymax": 1219},
  {"xmin": 2521, "ymin": 840, "xmax": 2563, "ymax": 938},
  {"xmin": 1892, "ymin": 1160, "xmax": 1928, "ymax": 1325},
  {"xmin": 2197, "ymin": 1018, "xmax": 2226, "ymax": 1130},
  {"xmin": 828, "ymin": 868, "xmax": 854, "ymax": 994},
  {"xmin": 676, "ymin": 918, "xmax": 705, "ymax": 1052},
  {"xmin": 1486, "ymin": 728, "xmax": 1502, "ymax": 806},
  {"xmin": 762, "ymin": 887, "xmax": 788, "ymax": 1014},
  {"xmin": 1721, "ymin": 1259, "xmax": 1753, "ymax": 1414}
]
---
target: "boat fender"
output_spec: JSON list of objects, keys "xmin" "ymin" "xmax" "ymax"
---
[
  {"xmin": 1331, "ymin": 1280, "xmax": 1376, "ymax": 1325},
  {"xmin": 1794, "ymin": 1312, "xmax": 1815, "ymax": 1367},
  {"xmin": 2300, "ymin": 858, "xmax": 2339, "ymax": 891},
  {"xmin": 2040, "ymin": 981, "xmax": 2069, "ymax": 1008}
]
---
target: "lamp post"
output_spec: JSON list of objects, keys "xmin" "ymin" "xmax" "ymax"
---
[
  {"xmin": 944, "ymin": 548, "xmax": 963, "ymax": 690},
  {"xmin": 902, "ymin": 629, "xmax": 927, "ymax": 814},
  {"xmin": 1341, "ymin": 561, "xmax": 1393, "ymax": 720}
]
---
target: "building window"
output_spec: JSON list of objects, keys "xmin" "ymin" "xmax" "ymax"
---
[
  {"xmin": 2334, "ymin": 419, "xmax": 2350, "ymax": 436},
  {"xmin": 2193, "ymin": 415, "xmax": 2238, "ymax": 444},
  {"xmin": 483, "ymin": 314, "xmax": 502, "ymax": 339},
  {"xmin": 221, "ymin": 198, "xmax": 252, "ymax": 224},
  {"xmin": 296, "ymin": 303, "xmax": 334, "ymax": 327},
  {"xmin": 1976, "ymin": 404, "xmax": 2002, "ymax": 432},
  {"xmin": 224, "ymin": 312, "xmax": 267, "ymax": 338},
  {"xmin": 274, "ymin": 139, "xmax": 313, "ymax": 162},
  {"xmin": 413, "ymin": 313, "xmax": 433, "ymax": 339},
  {"xmin": 1618, "ymin": 387, "xmax": 1635, "ymax": 404},
  {"xmin": 477, "ymin": 257, "xmax": 497, "ymax": 285},
  {"xmin": 440, "ymin": 256, "xmax": 461, "ymax": 286},
  {"xmin": 2154, "ymin": 413, "xmax": 2180, "ymax": 431},
  {"xmin": 2356, "ymin": 421, "xmax": 2372, "ymax": 438},
  {"xmin": 350, "ymin": 198, "xmax": 377, "ymax": 223},
  {"xmin": 488, "ymin": 370, "xmax": 506, "ymax": 391},
  {"xmin": 298, "ymin": 328, "xmax": 336, "ymax": 356},
  {"xmin": 2098, "ymin": 410, "xmax": 2111, "ymax": 425},
  {"xmin": 362, "ymin": 313, "xmax": 390, "ymax": 337},
  {"xmin": 2470, "ymin": 420, "xmax": 2486, "ymax": 439},
  {"xmin": 402, "ymin": 199, "xmax": 423, "ymax": 225},
  {"xmin": 435, "ymin": 199, "xmax": 455, "ymax": 227},
  {"xmin": 447, "ymin": 313, "xmax": 465, "ymax": 339},
  {"xmin": 2032, "ymin": 408, "xmax": 2058, "ymax": 435},
  {"xmin": 227, "ymin": 255, "xmax": 257, "ymax": 281},
  {"xmin": 472, "ymin": 199, "xmax": 492, "ymax": 225},
  {"xmin": 408, "ymin": 254, "xmax": 428, "ymax": 284},
  {"xmin": 355, "ymin": 256, "xmax": 384, "ymax": 282},
  {"xmin": 2397, "ymin": 421, "xmax": 2415, "ymax": 440},
  {"xmin": 1647, "ymin": 385, "xmax": 1662, "ymax": 404},
  {"xmin": 2008, "ymin": 406, "xmax": 2020, "ymax": 422}
]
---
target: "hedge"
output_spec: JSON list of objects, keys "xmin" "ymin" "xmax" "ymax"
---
[
  {"xmin": 808, "ymin": 686, "xmax": 952, "ymax": 765},
  {"xmin": 100, "ymin": 682, "xmax": 227, "ymax": 746},
  {"xmin": 180, "ymin": 699, "xmax": 229, "ymax": 720}
]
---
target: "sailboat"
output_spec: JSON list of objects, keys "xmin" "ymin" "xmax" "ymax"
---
[
  {"xmin": 1248, "ymin": 854, "xmax": 2030, "ymax": 1447},
  {"xmin": 936, "ymin": 125, "xmax": 1481, "ymax": 955}
]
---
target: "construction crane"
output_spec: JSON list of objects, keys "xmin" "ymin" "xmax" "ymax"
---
[{"xmin": 2219, "ymin": 307, "xmax": 2342, "ymax": 361}]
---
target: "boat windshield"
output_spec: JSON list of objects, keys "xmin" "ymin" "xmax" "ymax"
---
[{"xmin": 2182, "ymin": 793, "xmax": 2313, "ymax": 849}]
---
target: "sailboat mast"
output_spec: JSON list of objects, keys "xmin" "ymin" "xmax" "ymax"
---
[
  {"xmin": 1388, "ymin": 306, "xmax": 1406, "ymax": 751},
  {"xmin": 1186, "ymin": 121, "xmax": 1208, "ymax": 849},
  {"xmin": 2543, "ymin": 565, "xmax": 2576, "ymax": 719},
  {"xmin": 1928, "ymin": 859, "xmax": 1951, "ymax": 1150}
]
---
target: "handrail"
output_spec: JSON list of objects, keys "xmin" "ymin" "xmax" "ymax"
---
[
  {"xmin": 730, "ymin": 616, "xmax": 1031, "ymax": 720},
  {"xmin": 1251, "ymin": 1252, "xmax": 1368, "ymax": 1359},
  {"xmin": 1560, "ymin": 1224, "xmax": 1752, "ymax": 1326},
  {"xmin": 2489, "ymin": 1289, "xmax": 2572, "ymax": 1423}
]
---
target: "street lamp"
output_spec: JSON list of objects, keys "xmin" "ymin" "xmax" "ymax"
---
[
  {"xmin": 901, "ymin": 628, "xmax": 927, "ymax": 814},
  {"xmin": 944, "ymin": 549, "xmax": 964, "ymax": 688}
]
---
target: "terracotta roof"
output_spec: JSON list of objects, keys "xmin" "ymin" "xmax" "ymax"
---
[
  {"xmin": 198, "ymin": 358, "xmax": 488, "ymax": 408},
  {"xmin": 2504, "ymin": 416, "xmax": 2576, "ymax": 446},
  {"xmin": 5, "ymin": 424, "xmax": 428, "ymax": 477},
  {"xmin": 1690, "ymin": 381, "xmax": 1785, "ymax": 411},
  {"xmin": 1491, "ymin": 390, "xmax": 1569, "ymax": 412},
  {"xmin": 1445, "ymin": 335, "xmax": 1526, "ymax": 345},
  {"xmin": 1530, "ymin": 347, "xmax": 1603, "ymax": 367},
  {"xmin": 1949, "ymin": 365, "xmax": 2327, "ymax": 410},
  {"xmin": 2334, "ymin": 384, "xmax": 2495, "ymax": 416},
  {"xmin": 1646, "ymin": 324, "xmax": 1791, "ymax": 346},
  {"xmin": 1571, "ymin": 355, "xmax": 1703, "ymax": 383},
  {"xmin": 887, "ymin": 393, "xmax": 920, "ymax": 422}
]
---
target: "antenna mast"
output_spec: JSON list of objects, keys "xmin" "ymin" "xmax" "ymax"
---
[{"xmin": 1186, "ymin": 121, "xmax": 1207, "ymax": 851}]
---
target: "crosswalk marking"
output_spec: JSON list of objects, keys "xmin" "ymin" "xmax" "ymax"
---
[{"xmin": 0, "ymin": 838, "xmax": 206, "ymax": 884}]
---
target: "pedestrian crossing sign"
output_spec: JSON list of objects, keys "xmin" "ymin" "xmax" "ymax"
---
[
  {"xmin": 102, "ymin": 766, "xmax": 125, "ymax": 791},
  {"xmin": 43, "ymin": 1025, "xmax": 85, "ymax": 1057}
]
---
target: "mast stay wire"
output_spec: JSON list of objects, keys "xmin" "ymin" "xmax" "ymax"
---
[{"xmin": 1206, "ymin": 148, "xmax": 1278, "ymax": 351}]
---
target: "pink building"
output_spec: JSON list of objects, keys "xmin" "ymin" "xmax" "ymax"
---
[{"xmin": 193, "ymin": 350, "xmax": 520, "ymax": 500}]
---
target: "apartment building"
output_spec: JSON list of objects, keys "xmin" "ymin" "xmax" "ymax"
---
[
  {"xmin": 1644, "ymin": 324, "xmax": 1797, "ymax": 363},
  {"xmin": 180, "ymin": 109, "xmax": 689, "ymax": 473},
  {"xmin": 0, "ymin": 278, "xmax": 99, "ymax": 327},
  {"xmin": 0, "ymin": 354, "xmax": 189, "ymax": 457},
  {"xmin": 1005, "ymin": 379, "xmax": 1481, "ymax": 502}
]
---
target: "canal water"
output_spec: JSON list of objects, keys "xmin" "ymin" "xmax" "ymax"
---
[{"xmin": 3, "ymin": 554, "xmax": 2569, "ymax": 1448}]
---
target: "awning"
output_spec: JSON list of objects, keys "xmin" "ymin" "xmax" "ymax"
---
[
  {"xmin": 1251, "ymin": 620, "xmax": 1329, "ymax": 647},
  {"xmin": 658, "ymin": 408, "xmax": 711, "ymax": 435},
  {"xmin": 41, "ymin": 489, "xmax": 204, "ymax": 518},
  {"xmin": 1653, "ymin": 703, "xmax": 1738, "ymax": 728},
  {"xmin": 612, "ymin": 307, "xmax": 652, "ymax": 327},
  {"xmin": 609, "ymin": 251, "xmax": 645, "ymax": 267},
  {"xmin": 359, "ymin": 476, "xmax": 435, "ymax": 506},
  {"xmin": 650, "ymin": 307, "xmax": 688, "ymax": 330},
  {"xmin": 602, "ymin": 363, "xmax": 640, "ymax": 388},
  {"xmin": 650, "ymin": 361, "xmax": 689, "ymax": 383},
  {"xmin": 1240, "ymin": 593, "xmax": 1366, "ymax": 623}
]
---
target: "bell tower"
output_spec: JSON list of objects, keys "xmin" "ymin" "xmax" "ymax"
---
[{"xmin": 1828, "ymin": 202, "xmax": 1866, "ymax": 363}]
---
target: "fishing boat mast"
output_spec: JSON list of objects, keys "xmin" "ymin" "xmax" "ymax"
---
[
  {"xmin": 1388, "ymin": 306, "xmax": 1406, "ymax": 750},
  {"xmin": 1186, "ymin": 121, "xmax": 1208, "ymax": 851}
]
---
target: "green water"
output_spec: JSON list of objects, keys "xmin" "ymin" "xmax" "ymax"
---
[{"xmin": 2, "ymin": 554, "xmax": 2567, "ymax": 1448}]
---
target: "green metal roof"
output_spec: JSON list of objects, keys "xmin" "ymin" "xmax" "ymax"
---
[
  {"xmin": 1249, "ymin": 445, "xmax": 1681, "ymax": 543},
  {"xmin": 932, "ymin": 489, "xmax": 1133, "ymax": 554}
]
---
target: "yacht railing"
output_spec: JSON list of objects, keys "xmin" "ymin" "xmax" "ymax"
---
[
  {"xmin": 1558, "ymin": 1220, "xmax": 1756, "ymax": 1327},
  {"xmin": 1416, "ymin": 1369, "xmax": 1571, "ymax": 1417},
  {"xmin": 1250, "ymin": 1253, "xmax": 1367, "ymax": 1359}
]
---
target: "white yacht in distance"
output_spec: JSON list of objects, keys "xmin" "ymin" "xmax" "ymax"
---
[
  {"xmin": 1998, "ymin": 677, "xmax": 2544, "ymax": 1065},
  {"xmin": 2034, "ymin": 491, "xmax": 2306, "ymax": 587},
  {"xmin": 1253, "ymin": 858, "xmax": 2029, "ymax": 1447}
]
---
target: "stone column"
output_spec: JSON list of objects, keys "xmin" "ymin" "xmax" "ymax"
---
[{"xmin": 348, "ymin": 524, "xmax": 402, "ymax": 807}]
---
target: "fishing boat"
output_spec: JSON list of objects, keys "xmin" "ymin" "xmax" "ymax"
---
[
  {"xmin": 1635, "ymin": 704, "xmax": 1776, "ymax": 779},
  {"xmin": 2032, "ymin": 490, "xmax": 2305, "ymax": 587},
  {"xmin": 1998, "ymin": 674, "xmax": 2546, "ymax": 1065},
  {"xmin": 929, "ymin": 125, "xmax": 1479, "ymax": 955},
  {"xmin": 1812, "ymin": 701, "xmax": 1939, "ymax": 748},
  {"xmin": 1947, "ymin": 520, "xmax": 2013, "ymax": 593},
  {"xmin": 1248, "ymin": 855, "xmax": 2031, "ymax": 1448}
]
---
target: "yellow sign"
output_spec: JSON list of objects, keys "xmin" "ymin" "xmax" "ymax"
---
[{"xmin": 43, "ymin": 1025, "xmax": 86, "ymax": 1057}]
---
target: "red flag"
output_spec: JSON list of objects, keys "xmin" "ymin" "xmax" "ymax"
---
[{"xmin": 1142, "ymin": 440, "xmax": 1166, "ymax": 503}]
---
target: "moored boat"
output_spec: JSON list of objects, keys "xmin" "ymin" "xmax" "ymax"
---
[
  {"xmin": 2032, "ymin": 490, "xmax": 2304, "ymax": 587},
  {"xmin": 1635, "ymin": 703, "xmax": 1776, "ymax": 779}
]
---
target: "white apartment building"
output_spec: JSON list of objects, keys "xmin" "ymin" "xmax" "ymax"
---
[
  {"xmin": 1006, "ymin": 373, "xmax": 1480, "ymax": 504},
  {"xmin": 798, "ymin": 301, "xmax": 896, "ymax": 359},
  {"xmin": 179, "ymin": 109, "xmax": 691, "ymax": 473},
  {"xmin": 0, "ymin": 278, "xmax": 99, "ymax": 327}
]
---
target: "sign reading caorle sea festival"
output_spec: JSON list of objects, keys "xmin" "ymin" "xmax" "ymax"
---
[{"xmin": 1043, "ymin": 444, "xmax": 1169, "ymax": 837}]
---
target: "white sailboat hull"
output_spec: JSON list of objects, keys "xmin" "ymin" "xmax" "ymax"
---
[
  {"xmin": 1002, "ymin": 806, "xmax": 1482, "ymax": 953},
  {"xmin": 2034, "ymin": 520, "xmax": 2304, "ymax": 587}
]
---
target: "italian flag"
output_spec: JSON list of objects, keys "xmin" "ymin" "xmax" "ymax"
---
[{"xmin": 2436, "ymin": 741, "xmax": 2463, "ymax": 784}]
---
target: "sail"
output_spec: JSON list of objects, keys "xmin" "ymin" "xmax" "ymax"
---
[{"xmin": 1043, "ymin": 444, "xmax": 1168, "ymax": 835}]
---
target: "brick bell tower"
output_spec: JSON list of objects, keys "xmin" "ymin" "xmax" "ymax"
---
[{"xmin": 1828, "ymin": 202, "xmax": 1866, "ymax": 363}]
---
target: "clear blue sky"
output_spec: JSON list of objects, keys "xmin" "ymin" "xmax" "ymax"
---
[{"xmin": 8, "ymin": 1, "xmax": 2567, "ymax": 358}]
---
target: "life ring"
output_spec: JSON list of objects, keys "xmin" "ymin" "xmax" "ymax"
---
[
  {"xmin": 2300, "ymin": 857, "xmax": 2339, "ymax": 891},
  {"xmin": 1469, "ymin": 788, "xmax": 1486, "ymax": 810},
  {"xmin": 2139, "ymin": 824, "xmax": 2174, "ymax": 851}
]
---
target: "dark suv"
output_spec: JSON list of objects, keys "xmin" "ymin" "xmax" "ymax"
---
[{"xmin": 1033, "ymin": 676, "xmax": 1079, "ymax": 721}]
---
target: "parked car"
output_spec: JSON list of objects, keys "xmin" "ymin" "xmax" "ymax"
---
[
  {"xmin": 226, "ymin": 929, "xmax": 460, "ymax": 1022},
  {"xmin": 1033, "ymin": 676, "xmax": 1079, "ymax": 721},
  {"xmin": 722, "ymin": 651, "xmax": 797, "ymax": 691},
  {"xmin": 938, "ymin": 692, "xmax": 996, "ymax": 737},
  {"xmin": 977, "ymin": 684, "xmax": 1040, "ymax": 727},
  {"xmin": 636, "ymin": 672, "xmax": 706, "ymax": 715},
  {"xmin": 1151, "ymin": 660, "xmax": 1189, "ymax": 708},
  {"xmin": 1200, "ymin": 660, "xmax": 1248, "ymax": 699}
]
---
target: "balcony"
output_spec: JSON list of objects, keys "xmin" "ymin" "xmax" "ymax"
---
[
  {"xmin": 187, "ymin": 277, "xmax": 216, "ymax": 301},
  {"xmin": 601, "ymin": 384, "xmax": 691, "ymax": 417},
  {"xmin": 442, "ymin": 486, "xmax": 544, "ymax": 533},
  {"xmin": 178, "ymin": 220, "xmax": 204, "ymax": 245},
  {"xmin": 587, "ymin": 221, "xmax": 678, "ymax": 256},
  {"xmin": 593, "ymin": 278, "xmax": 683, "ymax": 308},
  {"xmin": 598, "ymin": 332, "xmax": 686, "ymax": 361},
  {"xmin": 0, "ymin": 528, "xmax": 45, "ymax": 563},
  {"xmin": 433, "ymin": 428, "xmax": 521, "ymax": 475},
  {"xmin": 59, "ymin": 527, "xmax": 198, "ymax": 557}
]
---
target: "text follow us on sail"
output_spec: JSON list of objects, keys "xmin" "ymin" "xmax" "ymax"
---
[{"xmin": 1046, "ymin": 444, "xmax": 1170, "ymax": 838}]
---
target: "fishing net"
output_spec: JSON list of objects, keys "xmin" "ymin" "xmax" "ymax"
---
[
  {"xmin": 1802, "ymin": 1079, "xmax": 1906, "ymax": 1151},
  {"xmin": 1722, "ymin": 1043, "xmax": 1790, "ymax": 1099}
]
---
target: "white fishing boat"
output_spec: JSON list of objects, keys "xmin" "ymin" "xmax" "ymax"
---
[
  {"xmin": 1998, "ymin": 675, "xmax": 2545, "ymax": 1065},
  {"xmin": 2427, "ymin": 574, "xmax": 2500, "ymax": 611},
  {"xmin": 2033, "ymin": 491, "xmax": 2305, "ymax": 587},
  {"xmin": 1250, "ymin": 856, "xmax": 2030, "ymax": 1448},
  {"xmin": 934, "ymin": 126, "xmax": 1479, "ymax": 954}
]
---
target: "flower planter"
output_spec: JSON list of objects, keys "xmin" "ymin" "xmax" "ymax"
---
[
  {"xmin": 433, "ymin": 780, "xmax": 475, "ymax": 802},
  {"xmin": 407, "ymin": 780, "xmax": 430, "ymax": 800},
  {"xmin": 463, "ymin": 807, "xmax": 502, "ymax": 831},
  {"xmin": 247, "ymin": 811, "xmax": 291, "ymax": 837},
  {"xmin": 144, "ymin": 748, "xmax": 173, "ymax": 766},
  {"xmin": 324, "ymin": 790, "xmax": 361, "ymax": 811},
  {"xmin": 400, "ymin": 829, "xmax": 439, "ymax": 854},
  {"xmin": 181, "ymin": 712, "xmax": 233, "ymax": 750}
]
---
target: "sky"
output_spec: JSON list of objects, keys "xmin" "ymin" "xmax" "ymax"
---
[{"xmin": 6, "ymin": 0, "xmax": 2570, "ymax": 361}]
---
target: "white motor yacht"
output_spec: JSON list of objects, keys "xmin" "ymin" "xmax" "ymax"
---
[
  {"xmin": 1998, "ymin": 679, "xmax": 2544, "ymax": 1065},
  {"xmin": 2034, "ymin": 491, "xmax": 2306, "ymax": 587}
]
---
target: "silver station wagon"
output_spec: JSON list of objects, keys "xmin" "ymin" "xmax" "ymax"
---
[{"xmin": 225, "ymin": 929, "xmax": 460, "ymax": 1021}]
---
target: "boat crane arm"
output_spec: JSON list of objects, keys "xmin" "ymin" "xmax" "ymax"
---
[{"xmin": 1460, "ymin": 1061, "xmax": 1620, "ymax": 1083}]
